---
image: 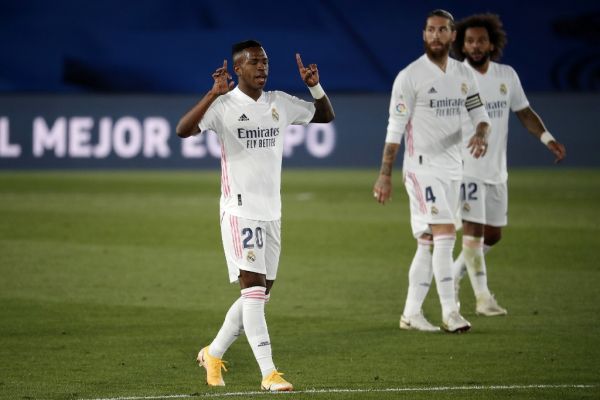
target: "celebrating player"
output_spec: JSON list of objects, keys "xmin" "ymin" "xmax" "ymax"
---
[
  {"xmin": 373, "ymin": 10, "xmax": 491, "ymax": 333},
  {"xmin": 176, "ymin": 40, "xmax": 334, "ymax": 391},
  {"xmin": 450, "ymin": 14, "xmax": 566, "ymax": 315}
]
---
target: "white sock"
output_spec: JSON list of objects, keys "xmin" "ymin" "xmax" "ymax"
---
[
  {"xmin": 453, "ymin": 242, "xmax": 493, "ymax": 279},
  {"xmin": 209, "ymin": 297, "xmax": 243, "ymax": 359},
  {"xmin": 452, "ymin": 251, "xmax": 467, "ymax": 283},
  {"xmin": 463, "ymin": 236, "xmax": 491, "ymax": 299},
  {"xmin": 483, "ymin": 243, "xmax": 492, "ymax": 258},
  {"xmin": 403, "ymin": 239, "xmax": 433, "ymax": 316},
  {"xmin": 432, "ymin": 235, "xmax": 458, "ymax": 319},
  {"xmin": 241, "ymin": 286, "xmax": 276, "ymax": 378}
]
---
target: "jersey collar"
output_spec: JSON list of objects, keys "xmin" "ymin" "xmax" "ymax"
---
[
  {"xmin": 232, "ymin": 86, "xmax": 268, "ymax": 104},
  {"xmin": 421, "ymin": 53, "xmax": 454, "ymax": 75}
]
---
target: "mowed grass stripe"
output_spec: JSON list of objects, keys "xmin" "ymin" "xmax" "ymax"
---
[{"xmin": 0, "ymin": 169, "xmax": 598, "ymax": 400}]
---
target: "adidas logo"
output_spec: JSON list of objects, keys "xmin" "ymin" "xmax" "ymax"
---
[
  {"xmin": 428, "ymin": 87, "xmax": 437, "ymax": 94},
  {"xmin": 238, "ymin": 113, "xmax": 249, "ymax": 121}
]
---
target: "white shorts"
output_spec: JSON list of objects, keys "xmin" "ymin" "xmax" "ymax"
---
[
  {"xmin": 404, "ymin": 170, "xmax": 461, "ymax": 238},
  {"xmin": 460, "ymin": 176, "xmax": 508, "ymax": 227},
  {"xmin": 220, "ymin": 212, "xmax": 281, "ymax": 283}
]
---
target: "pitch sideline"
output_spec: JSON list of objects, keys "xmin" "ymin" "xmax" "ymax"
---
[{"xmin": 81, "ymin": 383, "xmax": 598, "ymax": 400}]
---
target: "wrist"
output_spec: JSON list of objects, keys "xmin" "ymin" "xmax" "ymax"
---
[
  {"xmin": 308, "ymin": 83, "xmax": 326, "ymax": 99},
  {"xmin": 207, "ymin": 89, "xmax": 221, "ymax": 99},
  {"xmin": 540, "ymin": 131, "xmax": 555, "ymax": 145},
  {"xmin": 476, "ymin": 129, "xmax": 489, "ymax": 139}
]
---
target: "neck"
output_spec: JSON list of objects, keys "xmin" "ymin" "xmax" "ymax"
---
[
  {"xmin": 238, "ymin": 82, "xmax": 262, "ymax": 101},
  {"xmin": 426, "ymin": 53, "xmax": 449, "ymax": 72},
  {"xmin": 468, "ymin": 58, "xmax": 491, "ymax": 74}
]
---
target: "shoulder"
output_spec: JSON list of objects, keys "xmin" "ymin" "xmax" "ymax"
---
[
  {"xmin": 212, "ymin": 91, "xmax": 233, "ymax": 107},
  {"xmin": 491, "ymin": 62, "xmax": 519, "ymax": 79},
  {"xmin": 269, "ymin": 90, "xmax": 290, "ymax": 100},
  {"xmin": 393, "ymin": 58, "xmax": 422, "ymax": 87},
  {"xmin": 453, "ymin": 59, "xmax": 474, "ymax": 77},
  {"xmin": 403, "ymin": 56, "xmax": 427, "ymax": 75},
  {"xmin": 269, "ymin": 91, "xmax": 313, "ymax": 111},
  {"xmin": 270, "ymin": 90, "xmax": 307, "ymax": 104}
]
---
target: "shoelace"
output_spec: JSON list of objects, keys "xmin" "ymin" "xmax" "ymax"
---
[
  {"xmin": 266, "ymin": 371, "xmax": 286, "ymax": 383},
  {"xmin": 207, "ymin": 357, "xmax": 228, "ymax": 377}
]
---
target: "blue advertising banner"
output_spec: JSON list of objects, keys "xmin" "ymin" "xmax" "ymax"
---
[{"xmin": 0, "ymin": 93, "xmax": 598, "ymax": 169}]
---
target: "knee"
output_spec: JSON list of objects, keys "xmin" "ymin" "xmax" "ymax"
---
[
  {"xmin": 239, "ymin": 270, "xmax": 267, "ymax": 289},
  {"xmin": 484, "ymin": 227, "xmax": 502, "ymax": 246}
]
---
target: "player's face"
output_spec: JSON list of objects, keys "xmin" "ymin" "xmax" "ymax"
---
[
  {"xmin": 423, "ymin": 16, "xmax": 456, "ymax": 59},
  {"xmin": 463, "ymin": 27, "xmax": 494, "ymax": 67},
  {"xmin": 235, "ymin": 47, "xmax": 269, "ymax": 90}
]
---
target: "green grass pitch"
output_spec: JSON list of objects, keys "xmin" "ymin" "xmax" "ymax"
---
[{"xmin": 0, "ymin": 169, "xmax": 599, "ymax": 400}]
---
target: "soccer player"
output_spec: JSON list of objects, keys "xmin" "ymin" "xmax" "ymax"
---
[
  {"xmin": 373, "ymin": 10, "xmax": 491, "ymax": 333},
  {"xmin": 176, "ymin": 40, "xmax": 334, "ymax": 391},
  {"xmin": 450, "ymin": 14, "xmax": 566, "ymax": 315}
]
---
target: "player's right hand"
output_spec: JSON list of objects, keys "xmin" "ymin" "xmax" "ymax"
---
[
  {"xmin": 373, "ymin": 175, "xmax": 392, "ymax": 205},
  {"xmin": 467, "ymin": 132, "xmax": 488, "ymax": 159},
  {"xmin": 211, "ymin": 59, "xmax": 234, "ymax": 95}
]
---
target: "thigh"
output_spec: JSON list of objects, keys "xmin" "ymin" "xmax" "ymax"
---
[
  {"xmin": 484, "ymin": 182, "xmax": 508, "ymax": 227},
  {"xmin": 460, "ymin": 176, "xmax": 487, "ymax": 225},
  {"xmin": 264, "ymin": 219, "xmax": 282, "ymax": 281},
  {"xmin": 404, "ymin": 171, "xmax": 460, "ymax": 237},
  {"xmin": 221, "ymin": 212, "xmax": 268, "ymax": 283}
]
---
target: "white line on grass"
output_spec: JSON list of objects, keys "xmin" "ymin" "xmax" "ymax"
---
[{"xmin": 81, "ymin": 383, "xmax": 598, "ymax": 400}]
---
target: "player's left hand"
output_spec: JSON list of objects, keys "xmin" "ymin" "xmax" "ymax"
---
[
  {"xmin": 296, "ymin": 53, "xmax": 320, "ymax": 87},
  {"xmin": 547, "ymin": 141, "xmax": 566, "ymax": 164},
  {"xmin": 467, "ymin": 132, "xmax": 488, "ymax": 158},
  {"xmin": 373, "ymin": 175, "xmax": 392, "ymax": 205}
]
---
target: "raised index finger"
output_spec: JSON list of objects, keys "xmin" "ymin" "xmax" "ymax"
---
[
  {"xmin": 222, "ymin": 59, "xmax": 228, "ymax": 70},
  {"xmin": 295, "ymin": 53, "xmax": 304, "ymax": 70}
]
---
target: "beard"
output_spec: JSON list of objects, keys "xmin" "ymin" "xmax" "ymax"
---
[
  {"xmin": 424, "ymin": 41, "xmax": 451, "ymax": 61},
  {"xmin": 466, "ymin": 51, "xmax": 491, "ymax": 67}
]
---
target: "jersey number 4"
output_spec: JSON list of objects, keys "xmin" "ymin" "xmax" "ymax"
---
[{"xmin": 425, "ymin": 186, "xmax": 436, "ymax": 203}]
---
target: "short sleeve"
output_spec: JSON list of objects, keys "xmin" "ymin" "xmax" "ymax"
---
[
  {"xmin": 509, "ymin": 67, "xmax": 530, "ymax": 112},
  {"xmin": 276, "ymin": 91, "xmax": 316, "ymax": 126},
  {"xmin": 198, "ymin": 98, "xmax": 224, "ymax": 134}
]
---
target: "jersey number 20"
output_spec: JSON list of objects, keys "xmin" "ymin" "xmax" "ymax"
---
[{"xmin": 242, "ymin": 227, "xmax": 264, "ymax": 249}]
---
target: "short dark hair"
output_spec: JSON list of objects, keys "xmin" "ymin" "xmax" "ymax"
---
[
  {"xmin": 426, "ymin": 9, "xmax": 455, "ymax": 30},
  {"xmin": 232, "ymin": 40, "xmax": 262, "ymax": 57},
  {"xmin": 452, "ymin": 14, "xmax": 507, "ymax": 61}
]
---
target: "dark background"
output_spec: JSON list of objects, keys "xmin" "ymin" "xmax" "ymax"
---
[
  {"xmin": 0, "ymin": 1, "xmax": 598, "ymax": 169},
  {"xmin": 1, "ymin": 0, "xmax": 598, "ymax": 93}
]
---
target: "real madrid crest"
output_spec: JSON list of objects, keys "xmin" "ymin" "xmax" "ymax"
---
[
  {"xmin": 500, "ymin": 83, "xmax": 507, "ymax": 95},
  {"xmin": 431, "ymin": 206, "xmax": 439, "ymax": 215},
  {"xmin": 463, "ymin": 203, "xmax": 471, "ymax": 212},
  {"xmin": 461, "ymin": 83, "xmax": 468, "ymax": 95},
  {"xmin": 272, "ymin": 108, "xmax": 279, "ymax": 122},
  {"xmin": 247, "ymin": 250, "xmax": 256, "ymax": 263}
]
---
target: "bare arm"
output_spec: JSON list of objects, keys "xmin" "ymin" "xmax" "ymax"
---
[
  {"xmin": 296, "ymin": 53, "xmax": 335, "ymax": 123},
  {"xmin": 515, "ymin": 106, "xmax": 566, "ymax": 163},
  {"xmin": 175, "ymin": 59, "xmax": 234, "ymax": 138},
  {"xmin": 373, "ymin": 142, "xmax": 400, "ymax": 205},
  {"xmin": 312, "ymin": 95, "xmax": 335, "ymax": 123}
]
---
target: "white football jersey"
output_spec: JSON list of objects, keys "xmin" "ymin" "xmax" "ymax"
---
[
  {"xmin": 462, "ymin": 61, "xmax": 529, "ymax": 183},
  {"xmin": 386, "ymin": 54, "xmax": 490, "ymax": 180},
  {"xmin": 199, "ymin": 86, "xmax": 315, "ymax": 221}
]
